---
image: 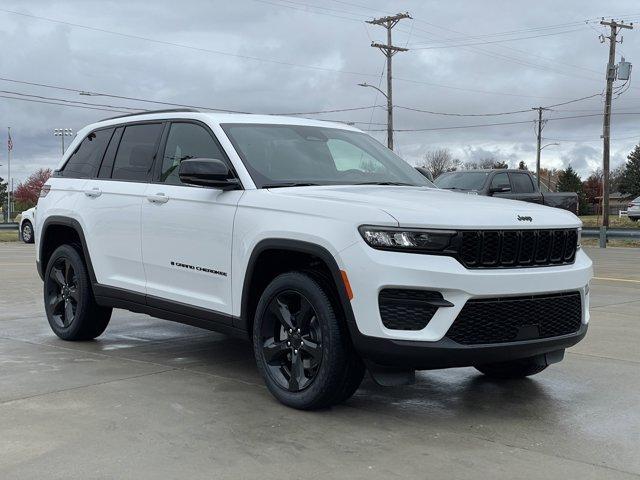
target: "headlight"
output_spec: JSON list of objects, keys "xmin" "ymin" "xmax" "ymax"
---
[
  {"xmin": 358, "ymin": 226, "xmax": 457, "ymax": 252},
  {"xmin": 577, "ymin": 228, "xmax": 582, "ymax": 250}
]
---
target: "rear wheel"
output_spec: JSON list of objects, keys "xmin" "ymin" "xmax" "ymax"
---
[
  {"xmin": 475, "ymin": 356, "xmax": 548, "ymax": 379},
  {"xmin": 44, "ymin": 244, "xmax": 112, "ymax": 341},
  {"xmin": 21, "ymin": 221, "xmax": 34, "ymax": 243},
  {"xmin": 253, "ymin": 271, "xmax": 363, "ymax": 410}
]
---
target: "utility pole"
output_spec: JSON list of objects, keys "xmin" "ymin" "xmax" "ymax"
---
[
  {"xmin": 599, "ymin": 19, "xmax": 633, "ymax": 247},
  {"xmin": 533, "ymin": 106, "xmax": 550, "ymax": 187},
  {"xmin": 7, "ymin": 127, "xmax": 11, "ymax": 222},
  {"xmin": 366, "ymin": 12, "xmax": 411, "ymax": 151},
  {"xmin": 53, "ymin": 128, "xmax": 73, "ymax": 155}
]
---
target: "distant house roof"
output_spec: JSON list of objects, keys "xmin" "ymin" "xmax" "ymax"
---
[{"xmin": 595, "ymin": 192, "xmax": 633, "ymax": 200}]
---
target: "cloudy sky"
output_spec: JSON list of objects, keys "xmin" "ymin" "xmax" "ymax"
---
[{"xmin": 1, "ymin": 0, "xmax": 640, "ymax": 185}]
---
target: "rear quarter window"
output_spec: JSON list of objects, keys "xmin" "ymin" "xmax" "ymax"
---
[{"xmin": 61, "ymin": 128, "xmax": 114, "ymax": 178}]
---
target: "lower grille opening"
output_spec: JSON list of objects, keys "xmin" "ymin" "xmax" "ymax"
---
[
  {"xmin": 379, "ymin": 289, "xmax": 446, "ymax": 331},
  {"xmin": 446, "ymin": 291, "xmax": 582, "ymax": 345}
]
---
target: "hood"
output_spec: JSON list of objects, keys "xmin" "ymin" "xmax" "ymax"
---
[{"xmin": 268, "ymin": 185, "xmax": 581, "ymax": 229}]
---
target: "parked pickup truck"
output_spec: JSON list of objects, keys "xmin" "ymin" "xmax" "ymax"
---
[{"xmin": 433, "ymin": 169, "xmax": 579, "ymax": 213}]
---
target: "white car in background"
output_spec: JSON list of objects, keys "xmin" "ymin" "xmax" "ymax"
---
[
  {"xmin": 628, "ymin": 197, "xmax": 640, "ymax": 221},
  {"xmin": 19, "ymin": 207, "xmax": 36, "ymax": 243}
]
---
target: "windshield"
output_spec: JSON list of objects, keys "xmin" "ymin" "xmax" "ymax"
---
[
  {"xmin": 435, "ymin": 171, "xmax": 489, "ymax": 190},
  {"xmin": 221, "ymin": 124, "xmax": 435, "ymax": 188}
]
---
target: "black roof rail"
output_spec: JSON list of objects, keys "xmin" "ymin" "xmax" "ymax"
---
[{"xmin": 101, "ymin": 108, "xmax": 200, "ymax": 121}]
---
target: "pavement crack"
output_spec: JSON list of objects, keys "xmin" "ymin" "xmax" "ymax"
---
[{"xmin": 0, "ymin": 368, "xmax": 176, "ymax": 406}]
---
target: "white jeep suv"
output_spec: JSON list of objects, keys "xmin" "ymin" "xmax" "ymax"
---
[{"xmin": 35, "ymin": 109, "xmax": 592, "ymax": 409}]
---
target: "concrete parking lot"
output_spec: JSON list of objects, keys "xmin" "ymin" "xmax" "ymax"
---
[{"xmin": 0, "ymin": 243, "xmax": 638, "ymax": 479}]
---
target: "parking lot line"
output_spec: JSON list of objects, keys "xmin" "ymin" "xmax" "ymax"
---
[{"xmin": 592, "ymin": 276, "xmax": 640, "ymax": 284}]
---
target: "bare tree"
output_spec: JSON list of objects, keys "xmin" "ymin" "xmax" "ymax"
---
[{"xmin": 420, "ymin": 148, "xmax": 461, "ymax": 179}]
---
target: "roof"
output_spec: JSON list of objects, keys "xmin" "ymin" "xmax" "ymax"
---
[{"xmin": 87, "ymin": 108, "xmax": 361, "ymax": 133}]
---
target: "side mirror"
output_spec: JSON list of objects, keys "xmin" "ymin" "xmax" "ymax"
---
[
  {"xmin": 415, "ymin": 167, "xmax": 434, "ymax": 182},
  {"xmin": 179, "ymin": 158, "xmax": 239, "ymax": 190},
  {"xmin": 489, "ymin": 185, "xmax": 511, "ymax": 194}
]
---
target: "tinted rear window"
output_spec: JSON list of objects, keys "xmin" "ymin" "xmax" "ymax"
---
[
  {"xmin": 510, "ymin": 173, "xmax": 535, "ymax": 193},
  {"xmin": 62, "ymin": 128, "xmax": 113, "ymax": 178},
  {"xmin": 111, "ymin": 123, "xmax": 163, "ymax": 181},
  {"xmin": 435, "ymin": 171, "xmax": 489, "ymax": 190}
]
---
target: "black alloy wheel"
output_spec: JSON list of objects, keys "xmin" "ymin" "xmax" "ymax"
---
[
  {"xmin": 46, "ymin": 256, "xmax": 80, "ymax": 329},
  {"xmin": 260, "ymin": 290, "xmax": 323, "ymax": 392},
  {"xmin": 43, "ymin": 244, "xmax": 112, "ymax": 341},
  {"xmin": 253, "ymin": 271, "xmax": 365, "ymax": 410}
]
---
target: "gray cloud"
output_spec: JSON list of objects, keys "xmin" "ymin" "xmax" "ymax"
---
[{"xmin": 1, "ymin": 0, "xmax": 640, "ymax": 185}]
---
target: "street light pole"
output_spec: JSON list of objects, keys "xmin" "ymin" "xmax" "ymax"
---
[
  {"xmin": 357, "ymin": 82, "xmax": 388, "ymax": 100},
  {"xmin": 53, "ymin": 128, "xmax": 74, "ymax": 155}
]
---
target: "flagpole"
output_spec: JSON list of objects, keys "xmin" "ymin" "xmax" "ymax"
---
[{"xmin": 7, "ymin": 127, "xmax": 11, "ymax": 222}]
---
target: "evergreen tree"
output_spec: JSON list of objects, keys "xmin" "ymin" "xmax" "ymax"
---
[
  {"xmin": 557, "ymin": 165, "xmax": 582, "ymax": 193},
  {"xmin": 558, "ymin": 165, "xmax": 586, "ymax": 214},
  {"xmin": 518, "ymin": 160, "xmax": 528, "ymax": 170},
  {"xmin": 619, "ymin": 144, "xmax": 640, "ymax": 197}
]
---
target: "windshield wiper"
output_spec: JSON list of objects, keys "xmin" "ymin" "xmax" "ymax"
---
[
  {"xmin": 355, "ymin": 181, "xmax": 415, "ymax": 186},
  {"xmin": 261, "ymin": 182, "xmax": 320, "ymax": 189}
]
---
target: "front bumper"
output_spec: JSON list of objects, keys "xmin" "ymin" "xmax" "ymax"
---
[
  {"xmin": 338, "ymin": 242, "xmax": 592, "ymax": 368},
  {"xmin": 352, "ymin": 323, "xmax": 587, "ymax": 370}
]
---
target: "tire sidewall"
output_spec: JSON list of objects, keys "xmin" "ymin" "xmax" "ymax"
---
[
  {"xmin": 252, "ymin": 272, "xmax": 345, "ymax": 409},
  {"xmin": 43, "ymin": 245, "xmax": 92, "ymax": 340}
]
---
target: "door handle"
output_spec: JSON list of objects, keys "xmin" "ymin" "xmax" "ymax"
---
[
  {"xmin": 84, "ymin": 188, "xmax": 102, "ymax": 198},
  {"xmin": 147, "ymin": 193, "xmax": 169, "ymax": 204}
]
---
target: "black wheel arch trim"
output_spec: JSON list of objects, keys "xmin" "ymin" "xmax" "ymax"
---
[
  {"xmin": 239, "ymin": 238, "xmax": 360, "ymax": 338},
  {"xmin": 38, "ymin": 216, "xmax": 97, "ymax": 283}
]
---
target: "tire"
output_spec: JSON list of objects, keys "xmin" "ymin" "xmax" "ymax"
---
[
  {"xmin": 475, "ymin": 356, "xmax": 548, "ymax": 379},
  {"xmin": 630, "ymin": 217, "xmax": 639, "ymax": 222},
  {"xmin": 21, "ymin": 221, "xmax": 34, "ymax": 244},
  {"xmin": 43, "ymin": 244, "xmax": 112, "ymax": 341},
  {"xmin": 252, "ymin": 271, "xmax": 363, "ymax": 410}
]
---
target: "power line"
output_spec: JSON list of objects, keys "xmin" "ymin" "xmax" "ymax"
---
[
  {"xmin": 367, "ymin": 112, "xmax": 640, "ymax": 132},
  {"xmin": 0, "ymin": 76, "xmax": 380, "ymax": 116},
  {"xmin": 0, "ymin": 89, "xmax": 144, "ymax": 112},
  {"xmin": 396, "ymin": 105, "xmax": 532, "ymax": 117},
  {"xmin": 543, "ymin": 92, "xmax": 603, "ymax": 108},
  {"xmin": 410, "ymin": 27, "xmax": 588, "ymax": 49},
  {"xmin": 0, "ymin": 94, "xmax": 131, "ymax": 113}
]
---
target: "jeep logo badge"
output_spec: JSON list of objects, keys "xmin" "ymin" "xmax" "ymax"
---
[{"xmin": 517, "ymin": 215, "xmax": 533, "ymax": 222}]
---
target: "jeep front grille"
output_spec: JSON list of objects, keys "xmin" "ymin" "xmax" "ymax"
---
[{"xmin": 457, "ymin": 229, "xmax": 578, "ymax": 268}]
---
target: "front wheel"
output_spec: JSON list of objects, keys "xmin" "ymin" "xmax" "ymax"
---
[
  {"xmin": 252, "ymin": 271, "xmax": 363, "ymax": 410},
  {"xmin": 21, "ymin": 221, "xmax": 34, "ymax": 243}
]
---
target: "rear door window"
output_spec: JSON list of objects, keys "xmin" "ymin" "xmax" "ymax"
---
[
  {"xmin": 510, "ymin": 173, "xmax": 535, "ymax": 193},
  {"xmin": 490, "ymin": 172, "xmax": 510, "ymax": 190},
  {"xmin": 111, "ymin": 123, "xmax": 163, "ymax": 182},
  {"xmin": 62, "ymin": 128, "xmax": 113, "ymax": 178}
]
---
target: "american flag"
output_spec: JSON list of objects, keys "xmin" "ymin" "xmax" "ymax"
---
[{"xmin": 7, "ymin": 131, "xmax": 12, "ymax": 151}]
